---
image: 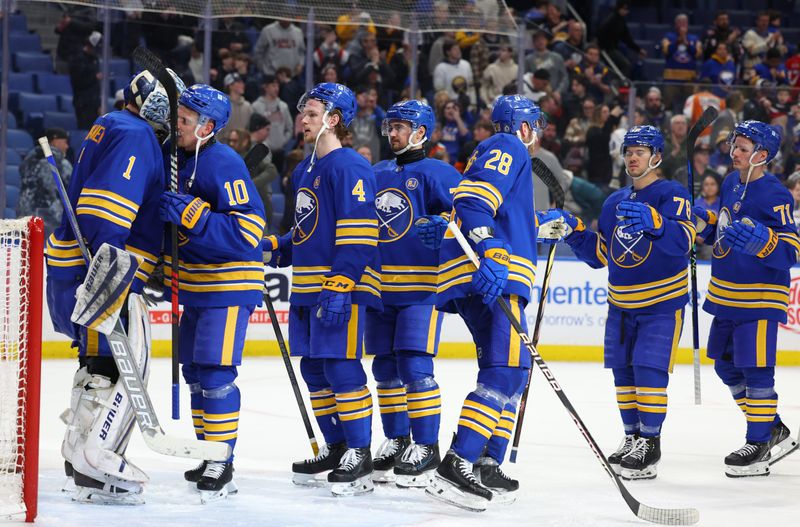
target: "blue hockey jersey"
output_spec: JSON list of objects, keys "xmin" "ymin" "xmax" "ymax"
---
[
  {"xmin": 45, "ymin": 109, "xmax": 164, "ymax": 292},
  {"xmin": 436, "ymin": 133, "xmax": 538, "ymax": 310},
  {"xmin": 702, "ymin": 171, "xmax": 800, "ymax": 322},
  {"xmin": 274, "ymin": 147, "xmax": 382, "ymax": 310},
  {"xmin": 163, "ymin": 140, "xmax": 266, "ymax": 307},
  {"xmin": 567, "ymin": 178, "xmax": 695, "ymax": 313},
  {"xmin": 373, "ymin": 156, "xmax": 461, "ymax": 305}
]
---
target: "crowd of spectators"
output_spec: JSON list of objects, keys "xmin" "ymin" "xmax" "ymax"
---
[{"xmin": 10, "ymin": 0, "xmax": 800, "ymax": 242}]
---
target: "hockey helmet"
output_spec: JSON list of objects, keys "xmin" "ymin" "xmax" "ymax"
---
[
  {"xmin": 382, "ymin": 100, "xmax": 436, "ymax": 141},
  {"xmin": 727, "ymin": 120, "xmax": 782, "ymax": 163},
  {"xmin": 491, "ymin": 95, "xmax": 546, "ymax": 135},
  {"xmin": 621, "ymin": 125, "xmax": 665, "ymax": 156},
  {"xmin": 179, "ymin": 84, "xmax": 231, "ymax": 134},
  {"xmin": 297, "ymin": 83, "xmax": 357, "ymax": 126}
]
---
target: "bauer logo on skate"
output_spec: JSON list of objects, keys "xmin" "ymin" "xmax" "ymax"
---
[{"xmin": 375, "ymin": 188, "xmax": 413, "ymax": 242}]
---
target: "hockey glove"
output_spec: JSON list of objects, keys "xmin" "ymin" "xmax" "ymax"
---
[
  {"xmin": 616, "ymin": 200, "xmax": 664, "ymax": 237},
  {"xmin": 536, "ymin": 210, "xmax": 564, "ymax": 244},
  {"xmin": 159, "ymin": 192, "xmax": 210, "ymax": 233},
  {"xmin": 725, "ymin": 217, "xmax": 778, "ymax": 257},
  {"xmin": 262, "ymin": 235, "xmax": 280, "ymax": 267},
  {"xmin": 472, "ymin": 238, "xmax": 511, "ymax": 305},
  {"xmin": 415, "ymin": 215, "xmax": 448, "ymax": 250},
  {"xmin": 316, "ymin": 275, "xmax": 354, "ymax": 327}
]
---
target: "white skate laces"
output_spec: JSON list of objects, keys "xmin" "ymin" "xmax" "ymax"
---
[
  {"xmin": 375, "ymin": 437, "xmax": 404, "ymax": 460},
  {"xmin": 338, "ymin": 448, "xmax": 363, "ymax": 471},
  {"xmin": 303, "ymin": 443, "xmax": 331, "ymax": 464},
  {"xmin": 626, "ymin": 437, "xmax": 650, "ymax": 462},
  {"xmin": 732, "ymin": 443, "xmax": 760, "ymax": 457},
  {"xmin": 202, "ymin": 461, "xmax": 226, "ymax": 479},
  {"xmin": 401, "ymin": 443, "xmax": 428, "ymax": 464}
]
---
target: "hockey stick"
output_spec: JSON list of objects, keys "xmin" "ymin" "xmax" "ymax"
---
[
  {"xmin": 686, "ymin": 106, "xmax": 718, "ymax": 405},
  {"xmin": 40, "ymin": 137, "xmax": 230, "ymax": 462},
  {"xmin": 132, "ymin": 46, "xmax": 181, "ymax": 420},
  {"xmin": 243, "ymin": 143, "xmax": 320, "ymax": 456},
  {"xmin": 448, "ymin": 222, "xmax": 699, "ymax": 525},
  {"xmin": 510, "ymin": 157, "xmax": 564, "ymax": 464}
]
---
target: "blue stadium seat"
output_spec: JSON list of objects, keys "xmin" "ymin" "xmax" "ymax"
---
[
  {"xmin": 642, "ymin": 59, "xmax": 665, "ymax": 81},
  {"xmin": 36, "ymin": 73, "xmax": 73, "ymax": 96},
  {"xmin": 4, "ymin": 208, "xmax": 16, "ymax": 219},
  {"xmin": 18, "ymin": 92, "xmax": 59, "ymax": 116},
  {"xmin": 59, "ymin": 95, "xmax": 74, "ymax": 113},
  {"xmin": 271, "ymin": 193, "xmax": 285, "ymax": 215},
  {"xmin": 727, "ymin": 11, "xmax": 753, "ymax": 29},
  {"xmin": 67, "ymin": 130, "xmax": 87, "ymax": 163},
  {"xmin": 270, "ymin": 212, "xmax": 283, "ymax": 233},
  {"xmin": 5, "ymin": 185, "xmax": 20, "ymax": 210},
  {"xmin": 8, "ymin": 72, "xmax": 34, "ymax": 92},
  {"xmin": 5, "ymin": 166, "xmax": 21, "ymax": 187},
  {"xmin": 108, "ymin": 58, "xmax": 131, "ymax": 80},
  {"xmin": 9, "ymin": 13, "xmax": 28, "ymax": 33},
  {"xmin": 271, "ymin": 177, "xmax": 282, "ymax": 194},
  {"xmin": 43, "ymin": 111, "xmax": 78, "ymax": 131},
  {"xmin": 13, "ymin": 52, "xmax": 53, "ymax": 73},
  {"xmin": 629, "ymin": 7, "xmax": 659, "ymax": 24},
  {"xmin": 4, "ymin": 113, "xmax": 18, "ymax": 131},
  {"xmin": 9, "ymin": 33, "xmax": 41, "ymax": 53},
  {"xmin": 5, "ymin": 148, "xmax": 22, "ymax": 165},
  {"xmin": 6, "ymin": 129, "xmax": 34, "ymax": 155}
]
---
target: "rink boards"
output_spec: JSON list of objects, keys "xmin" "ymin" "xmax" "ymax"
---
[{"xmin": 39, "ymin": 259, "xmax": 800, "ymax": 364}]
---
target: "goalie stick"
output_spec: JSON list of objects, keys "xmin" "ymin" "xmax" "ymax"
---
[
  {"xmin": 132, "ymin": 46, "xmax": 182, "ymax": 420},
  {"xmin": 243, "ymin": 143, "xmax": 320, "ymax": 456},
  {"xmin": 510, "ymin": 157, "xmax": 565, "ymax": 464},
  {"xmin": 448, "ymin": 222, "xmax": 700, "ymax": 525},
  {"xmin": 686, "ymin": 106, "xmax": 718, "ymax": 405},
  {"xmin": 40, "ymin": 137, "xmax": 230, "ymax": 462}
]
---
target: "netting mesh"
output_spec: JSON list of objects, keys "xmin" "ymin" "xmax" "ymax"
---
[
  {"xmin": 26, "ymin": 0, "xmax": 518, "ymax": 35},
  {"xmin": 0, "ymin": 219, "xmax": 30, "ymax": 520}
]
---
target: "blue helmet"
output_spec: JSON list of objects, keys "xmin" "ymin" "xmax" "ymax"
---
[
  {"xmin": 491, "ymin": 95, "xmax": 546, "ymax": 135},
  {"xmin": 124, "ymin": 69, "xmax": 186, "ymax": 131},
  {"xmin": 621, "ymin": 125, "xmax": 665, "ymax": 156},
  {"xmin": 381, "ymin": 100, "xmax": 435, "ymax": 140},
  {"xmin": 179, "ymin": 84, "xmax": 231, "ymax": 134},
  {"xmin": 728, "ymin": 120, "xmax": 782, "ymax": 163},
  {"xmin": 297, "ymin": 83, "xmax": 357, "ymax": 126}
]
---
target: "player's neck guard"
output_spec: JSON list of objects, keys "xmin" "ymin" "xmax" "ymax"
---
[{"xmin": 395, "ymin": 147, "xmax": 425, "ymax": 166}]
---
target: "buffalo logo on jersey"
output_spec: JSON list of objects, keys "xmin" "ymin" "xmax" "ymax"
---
[
  {"xmin": 375, "ymin": 189, "xmax": 414, "ymax": 242},
  {"xmin": 610, "ymin": 226, "xmax": 652, "ymax": 268},
  {"xmin": 293, "ymin": 188, "xmax": 319, "ymax": 244},
  {"xmin": 713, "ymin": 207, "xmax": 733, "ymax": 258}
]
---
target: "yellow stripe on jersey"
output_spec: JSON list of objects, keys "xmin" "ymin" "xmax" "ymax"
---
[
  {"xmin": 705, "ymin": 277, "xmax": 789, "ymax": 312},
  {"xmin": 45, "ymin": 234, "xmax": 85, "ymax": 266},
  {"xmin": 608, "ymin": 269, "xmax": 688, "ymax": 309},
  {"xmin": 452, "ymin": 180, "xmax": 503, "ymax": 213},
  {"xmin": 597, "ymin": 233, "xmax": 608, "ymax": 266},
  {"xmin": 777, "ymin": 232, "xmax": 800, "ymax": 253}
]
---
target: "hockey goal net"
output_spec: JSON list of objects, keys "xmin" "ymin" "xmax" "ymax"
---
[{"xmin": 0, "ymin": 217, "xmax": 43, "ymax": 523}]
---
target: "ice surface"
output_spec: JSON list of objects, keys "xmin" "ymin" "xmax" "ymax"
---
[{"xmin": 24, "ymin": 358, "xmax": 800, "ymax": 526}]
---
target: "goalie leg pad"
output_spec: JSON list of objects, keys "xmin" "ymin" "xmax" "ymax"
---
[{"xmin": 70, "ymin": 243, "xmax": 140, "ymax": 335}]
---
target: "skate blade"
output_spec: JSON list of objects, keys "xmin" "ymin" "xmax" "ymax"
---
[
  {"xmin": 292, "ymin": 473, "xmax": 329, "ymax": 487},
  {"xmin": 425, "ymin": 475, "xmax": 489, "ymax": 512},
  {"xmin": 331, "ymin": 475, "xmax": 374, "ymax": 497},
  {"xmin": 395, "ymin": 471, "xmax": 434, "ymax": 488},
  {"xmin": 769, "ymin": 437, "xmax": 799, "ymax": 466},
  {"xmin": 371, "ymin": 469, "xmax": 396, "ymax": 484},
  {"xmin": 72, "ymin": 486, "xmax": 144, "ymax": 506},
  {"xmin": 620, "ymin": 464, "xmax": 658, "ymax": 481},
  {"xmin": 61, "ymin": 477, "xmax": 76, "ymax": 493},
  {"xmin": 488, "ymin": 489, "xmax": 517, "ymax": 506},
  {"xmin": 609, "ymin": 462, "xmax": 622, "ymax": 476},
  {"xmin": 725, "ymin": 461, "xmax": 769, "ymax": 478},
  {"xmin": 200, "ymin": 481, "xmax": 238, "ymax": 504}
]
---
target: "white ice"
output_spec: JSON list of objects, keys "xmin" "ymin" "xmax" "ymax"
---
[{"xmin": 20, "ymin": 358, "xmax": 800, "ymax": 526}]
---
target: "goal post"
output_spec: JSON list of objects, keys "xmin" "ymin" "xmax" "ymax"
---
[{"xmin": 0, "ymin": 217, "xmax": 43, "ymax": 523}]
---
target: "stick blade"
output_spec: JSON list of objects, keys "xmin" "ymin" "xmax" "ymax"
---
[
  {"xmin": 143, "ymin": 430, "xmax": 231, "ymax": 462},
  {"xmin": 688, "ymin": 106, "xmax": 719, "ymax": 146},
  {"xmin": 636, "ymin": 503, "xmax": 700, "ymax": 526},
  {"xmin": 244, "ymin": 143, "xmax": 270, "ymax": 176},
  {"xmin": 531, "ymin": 157, "xmax": 566, "ymax": 208}
]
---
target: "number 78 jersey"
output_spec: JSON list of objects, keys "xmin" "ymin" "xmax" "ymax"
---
[{"xmin": 436, "ymin": 133, "xmax": 538, "ymax": 311}]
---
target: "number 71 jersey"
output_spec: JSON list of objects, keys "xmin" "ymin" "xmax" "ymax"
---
[{"xmin": 436, "ymin": 133, "xmax": 538, "ymax": 310}]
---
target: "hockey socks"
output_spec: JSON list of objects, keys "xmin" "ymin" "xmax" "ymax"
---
[
  {"xmin": 309, "ymin": 389, "xmax": 346, "ymax": 444},
  {"xmin": 376, "ymin": 381, "xmax": 409, "ymax": 439},
  {"xmin": 407, "ymin": 379, "xmax": 441, "ymax": 445},
  {"xmin": 454, "ymin": 392, "xmax": 502, "ymax": 463},
  {"xmin": 202, "ymin": 383, "xmax": 240, "ymax": 459},
  {"xmin": 335, "ymin": 387, "xmax": 374, "ymax": 448},
  {"xmin": 485, "ymin": 400, "xmax": 517, "ymax": 462}
]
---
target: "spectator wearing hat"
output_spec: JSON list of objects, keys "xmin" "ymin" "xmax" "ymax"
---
[
  {"xmin": 247, "ymin": 114, "xmax": 279, "ymax": 227},
  {"xmin": 18, "ymin": 128, "xmax": 73, "ymax": 234},
  {"xmin": 220, "ymin": 72, "xmax": 252, "ymax": 143},
  {"xmin": 69, "ymin": 30, "xmax": 103, "ymax": 129},
  {"xmin": 433, "ymin": 38, "xmax": 476, "ymax": 108},
  {"xmin": 709, "ymin": 129, "xmax": 733, "ymax": 175},
  {"xmin": 252, "ymin": 75, "xmax": 293, "ymax": 170},
  {"xmin": 255, "ymin": 18, "xmax": 305, "ymax": 76},
  {"xmin": 526, "ymin": 30, "xmax": 568, "ymax": 96},
  {"xmin": 522, "ymin": 68, "xmax": 552, "ymax": 102},
  {"xmin": 480, "ymin": 44, "xmax": 518, "ymax": 105},
  {"xmin": 596, "ymin": 0, "xmax": 645, "ymax": 79}
]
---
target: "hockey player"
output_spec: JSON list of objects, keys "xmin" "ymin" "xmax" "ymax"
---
[
  {"xmin": 421, "ymin": 95, "xmax": 543, "ymax": 512},
  {"xmin": 367, "ymin": 100, "xmax": 461, "ymax": 486},
  {"xmin": 537, "ymin": 125, "xmax": 695, "ymax": 481},
  {"xmin": 45, "ymin": 69, "xmax": 183, "ymax": 504},
  {"xmin": 264, "ymin": 83, "xmax": 381, "ymax": 496},
  {"xmin": 159, "ymin": 84, "xmax": 266, "ymax": 501},
  {"xmin": 694, "ymin": 120, "xmax": 799, "ymax": 477}
]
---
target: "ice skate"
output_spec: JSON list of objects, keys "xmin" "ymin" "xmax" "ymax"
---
[
  {"xmin": 197, "ymin": 462, "xmax": 238, "ymax": 504},
  {"xmin": 371, "ymin": 436, "xmax": 410, "ymax": 484},
  {"xmin": 425, "ymin": 451, "xmax": 492, "ymax": 512},
  {"xmin": 608, "ymin": 433, "xmax": 637, "ymax": 475},
  {"xmin": 61, "ymin": 461, "xmax": 76, "ymax": 493},
  {"xmin": 395, "ymin": 443, "xmax": 440, "ymax": 488},
  {"xmin": 474, "ymin": 456, "xmax": 518, "ymax": 505},
  {"xmin": 185, "ymin": 460, "xmax": 208, "ymax": 489},
  {"xmin": 767, "ymin": 421, "xmax": 798, "ymax": 466},
  {"xmin": 291, "ymin": 442, "xmax": 347, "ymax": 487},
  {"xmin": 620, "ymin": 436, "xmax": 660, "ymax": 480},
  {"xmin": 725, "ymin": 441, "xmax": 771, "ymax": 478},
  {"xmin": 72, "ymin": 470, "xmax": 144, "ymax": 505},
  {"xmin": 329, "ymin": 447, "xmax": 374, "ymax": 497}
]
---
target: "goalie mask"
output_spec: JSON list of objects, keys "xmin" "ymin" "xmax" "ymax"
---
[{"xmin": 124, "ymin": 69, "xmax": 186, "ymax": 133}]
